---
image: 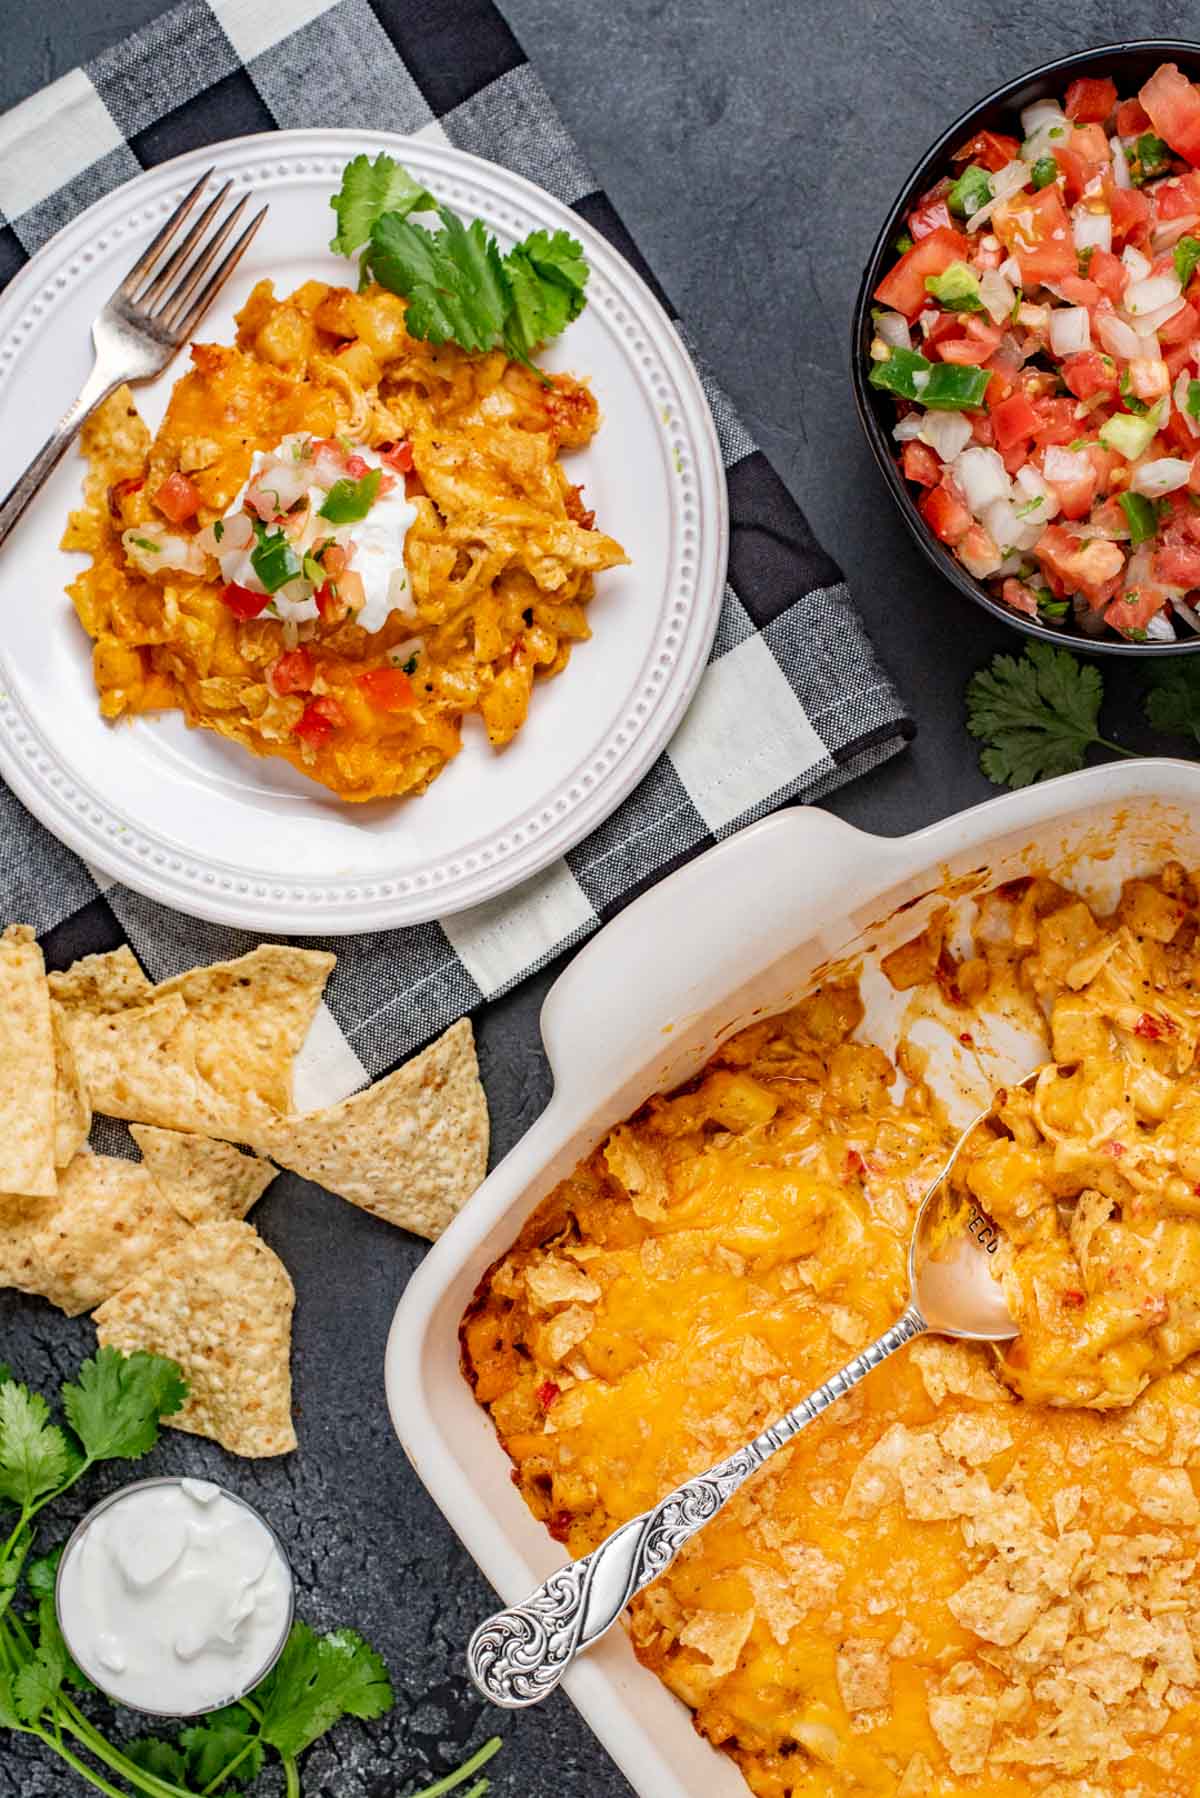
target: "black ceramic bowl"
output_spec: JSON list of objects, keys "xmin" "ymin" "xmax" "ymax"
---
[{"xmin": 852, "ymin": 40, "xmax": 1200, "ymax": 657}]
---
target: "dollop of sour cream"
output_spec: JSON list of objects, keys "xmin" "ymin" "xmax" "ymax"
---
[
  {"xmin": 214, "ymin": 435, "xmax": 418, "ymax": 635},
  {"xmin": 57, "ymin": 1478, "xmax": 292, "ymax": 1715}
]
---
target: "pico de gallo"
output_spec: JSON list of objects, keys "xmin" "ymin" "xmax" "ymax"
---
[{"xmin": 869, "ymin": 62, "xmax": 1200, "ymax": 641}]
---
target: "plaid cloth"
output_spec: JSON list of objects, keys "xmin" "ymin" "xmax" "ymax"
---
[{"xmin": 0, "ymin": 0, "xmax": 913, "ymax": 1093}]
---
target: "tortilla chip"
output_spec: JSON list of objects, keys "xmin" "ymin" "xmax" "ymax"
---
[
  {"xmin": 48, "ymin": 945, "xmax": 153, "ymax": 1013},
  {"xmin": 94, "ymin": 1220, "xmax": 296, "ymax": 1458},
  {"xmin": 60, "ymin": 992, "xmax": 195, "ymax": 1127},
  {"xmin": 131, "ymin": 1124, "xmax": 277, "ymax": 1224},
  {"xmin": 52, "ymin": 1009, "xmax": 92, "ymax": 1168},
  {"xmin": 60, "ymin": 947, "xmax": 335, "ymax": 1138},
  {"xmin": 3, "ymin": 1154, "xmax": 188, "ymax": 1316},
  {"xmin": 253, "ymin": 1019, "xmax": 488, "ymax": 1239},
  {"xmin": 0, "ymin": 925, "xmax": 57, "ymax": 1196}
]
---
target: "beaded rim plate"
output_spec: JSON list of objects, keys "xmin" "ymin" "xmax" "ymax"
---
[{"xmin": 0, "ymin": 131, "xmax": 726, "ymax": 933}]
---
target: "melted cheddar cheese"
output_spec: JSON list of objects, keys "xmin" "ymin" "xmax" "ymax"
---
[
  {"xmin": 463, "ymin": 866, "xmax": 1200, "ymax": 1796},
  {"xmin": 63, "ymin": 279, "xmax": 627, "ymax": 802}
]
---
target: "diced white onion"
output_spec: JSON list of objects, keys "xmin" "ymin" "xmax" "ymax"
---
[
  {"xmin": 1096, "ymin": 312, "xmax": 1142, "ymax": 359},
  {"xmin": 1043, "ymin": 445, "xmax": 1094, "ymax": 485},
  {"xmin": 1072, "ymin": 209, "xmax": 1112, "ymax": 254},
  {"xmin": 1022, "ymin": 99, "xmax": 1066, "ymax": 136},
  {"xmin": 967, "ymin": 159, "xmax": 1031, "ymax": 231},
  {"xmin": 892, "ymin": 414, "xmax": 924, "ymax": 441},
  {"xmin": 980, "ymin": 233, "xmax": 1001, "ymax": 252},
  {"xmin": 953, "ymin": 445, "xmax": 1010, "ymax": 514},
  {"xmin": 984, "ymin": 496, "xmax": 1042, "ymax": 553},
  {"xmin": 122, "ymin": 526, "xmax": 208, "ymax": 576},
  {"xmin": 917, "ymin": 308, "xmax": 941, "ymax": 335},
  {"xmin": 1074, "ymin": 594, "xmax": 1110, "ymax": 636},
  {"xmin": 1144, "ymin": 610, "xmax": 1178, "ymax": 640},
  {"xmin": 387, "ymin": 635, "xmax": 424, "ymax": 667},
  {"xmin": 876, "ymin": 311, "xmax": 912, "ymax": 351},
  {"xmin": 1131, "ymin": 456, "xmax": 1193, "ymax": 496},
  {"xmin": 1015, "ymin": 463, "xmax": 1061, "ymax": 520},
  {"xmin": 1171, "ymin": 594, "xmax": 1200, "ymax": 631},
  {"xmin": 1050, "ymin": 307, "xmax": 1092, "ymax": 356},
  {"xmin": 1018, "ymin": 301, "xmax": 1051, "ymax": 331},
  {"xmin": 1136, "ymin": 327, "xmax": 1163, "ymax": 360},
  {"xmin": 1151, "ymin": 213, "xmax": 1200, "ymax": 253},
  {"xmin": 1130, "ymin": 296, "xmax": 1186, "ymax": 334},
  {"xmin": 912, "ymin": 368, "xmax": 930, "ymax": 393},
  {"xmin": 918, "ymin": 411, "xmax": 974, "ymax": 459},
  {"xmin": 1110, "ymin": 135, "xmax": 1132, "ymax": 190},
  {"xmin": 978, "ymin": 267, "xmax": 1017, "ymax": 325},
  {"xmin": 999, "ymin": 256, "xmax": 1022, "ymax": 283},
  {"xmin": 1175, "ymin": 370, "xmax": 1200, "ymax": 437},
  {"xmin": 1122, "ymin": 246, "xmax": 1152, "ymax": 282},
  {"xmin": 994, "ymin": 552, "xmax": 1026, "ymax": 577}
]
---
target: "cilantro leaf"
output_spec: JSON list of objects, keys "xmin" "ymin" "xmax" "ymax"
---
[
  {"xmin": 256, "ymin": 1623, "xmax": 394, "ymax": 1759},
  {"xmin": 13, "ymin": 1600, "xmax": 67, "ymax": 1724},
  {"xmin": 1146, "ymin": 662, "xmax": 1200, "ymax": 745},
  {"xmin": 503, "ymin": 229, "xmax": 589, "ymax": 362},
  {"xmin": 0, "ymin": 1383, "xmax": 74, "ymax": 1511},
  {"xmin": 329, "ymin": 153, "xmax": 435, "ymax": 256},
  {"xmin": 25, "ymin": 1546, "xmax": 60, "ymax": 1602},
  {"xmin": 0, "ymin": 1672, "xmax": 22, "ymax": 1732},
  {"xmin": 0, "ymin": 1544, "xmax": 25, "ymax": 1622},
  {"xmin": 181, "ymin": 1723, "xmax": 264, "ymax": 1789},
  {"xmin": 125, "ymin": 1738, "xmax": 189, "ymax": 1783},
  {"xmin": 61, "ymin": 1346, "xmax": 187, "ymax": 1465},
  {"xmin": 368, "ymin": 206, "xmax": 511, "ymax": 352},
  {"xmin": 966, "ymin": 642, "xmax": 1131, "ymax": 789},
  {"xmin": 0, "ymin": 1366, "xmax": 11, "ymax": 1386}
]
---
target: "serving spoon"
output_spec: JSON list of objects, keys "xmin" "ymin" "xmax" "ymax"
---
[{"xmin": 467, "ymin": 1087, "xmax": 1022, "ymax": 1708}]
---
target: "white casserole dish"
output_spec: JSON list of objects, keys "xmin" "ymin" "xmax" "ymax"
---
[{"xmin": 386, "ymin": 758, "xmax": 1200, "ymax": 1798}]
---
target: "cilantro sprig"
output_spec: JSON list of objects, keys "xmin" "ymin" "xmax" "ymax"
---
[
  {"xmin": 328, "ymin": 153, "xmax": 588, "ymax": 365},
  {"xmin": 0, "ymin": 1348, "xmax": 488, "ymax": 1798},
  {"xmin": 967, "ymin": 643, "xmax": 1200, "ymax": 789}
]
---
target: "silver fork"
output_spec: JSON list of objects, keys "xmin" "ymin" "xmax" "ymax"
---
[{"xmin": 0, "ymin": 169, "xmax": 268, "ymax": 551}]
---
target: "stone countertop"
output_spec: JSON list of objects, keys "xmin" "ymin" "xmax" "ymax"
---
[{"xmin": 0, "ymin": 4, "xmax": 1190, "ymax": 1795}]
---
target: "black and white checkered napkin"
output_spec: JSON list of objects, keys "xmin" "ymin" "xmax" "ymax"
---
[{"xmin": 0, "ymin": 0, "xmax": 913, "ymax": 1095}]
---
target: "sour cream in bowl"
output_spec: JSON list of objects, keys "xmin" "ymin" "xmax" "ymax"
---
[{"xmin": 56, "ymin": 1476, "xmax": 294, "ymax": 1716}]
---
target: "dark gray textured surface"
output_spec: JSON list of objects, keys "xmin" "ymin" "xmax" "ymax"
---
[{"xmin": 0, "ymin": 3, "xmax": 1193, "ymax": 1795}]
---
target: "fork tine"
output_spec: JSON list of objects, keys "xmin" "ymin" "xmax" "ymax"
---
[
  {"xmin": 117, "ymin": 168, "xmax": 214, "ymax": 300},
  {"xmin": 156, "ymin": 191, "xmax": 251, "ymax": 330},
  {"xmin": 166, "ymin": 206, "xmax": 269, "ymax": 343},
  {"xmin": 135, "ymin": 179, "xmax": 233, "ymax": 310}
]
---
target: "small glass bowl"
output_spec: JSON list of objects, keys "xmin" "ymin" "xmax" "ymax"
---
[{"xmin": 55, "ymin": 1474, "xmax": 295, "ymax": 1718}]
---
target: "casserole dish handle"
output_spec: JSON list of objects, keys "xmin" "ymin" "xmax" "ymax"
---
[{"xmin": 539, "ymin": 806, "xmax": 899, "ymax": 1103}]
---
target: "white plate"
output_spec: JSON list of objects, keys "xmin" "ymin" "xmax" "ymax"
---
[{"xmin": 0, "ymin": 131, "xmax": 726, "ymax": 934}]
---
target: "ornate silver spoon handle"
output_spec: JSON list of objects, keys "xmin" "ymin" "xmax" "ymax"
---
[{"xmin": 467, "ymin": 1302, "xmax": 927, "ymax": 1707}]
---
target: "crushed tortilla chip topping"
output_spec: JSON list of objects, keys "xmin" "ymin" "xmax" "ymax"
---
[{"xmin": 0, "ymin": 925, "xmax": 58, "ymax": 1196}]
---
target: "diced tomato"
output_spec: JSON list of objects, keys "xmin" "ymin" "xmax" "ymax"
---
[
  {"xmin": 1036, "ymin": 523, "xmax": 1125, "ymax": 604},
  {"xmin": 1000, "ymin": 440, "xmax": 1028, "ymax": 475},
  {"xmin": 1052, "ymin": 144, "xmax": 1089, "ymax": 203},
  {"xmin": 1106, "ymin": 583, "xmax": 1166, "ymax": 632},
  {"xmin": 1159, "ymin": 300, "xmax": 1200, "ymax": 345},
  {"xmin": 1089, "ymin": 249, "xmax": 1127, "ymax": 302},
  {"xmin": 356, "ymin": 667, "xmax": 416, "ymax": 711},
  {"xmin": 1117, "ymin": 98, "xmax": 1151, "ymax": 135},
  {"xmin": 344, "ymin": 454, "xmax": 369, "ymax": 480},
  {"xmin": 908, "ymin": 178, "xmax": 954, "ymax": 240},
  {"xmin": 1055, "ymin": 273, "xmax": 1102, "ymax": 310},
  {"xmin": 958, "ymin": 522, "xmax": 1003, "ymax": 578},
  {"xmin": 294, "ymin": 696, "xmax": 347, "ymax": 745},
  {"xmin": 1163, "ymin": 404, "xmax": 1200, "ymax": 454},
  {"xmin": 1030, "ymin": 396, "xmax": 1081, "ymax": 447},
  {"xmin": 952, "ymin": 129, "xmax": 1021, "ymax": 172},
  {"xmin": 919, "ymin": 479, "xmax": 972, "ymax": 546},
  {"xmin": 994, "ymin": 185, "xmax": 1076, "ymax": 286},
  {"xmin": 1060, "ymin": 350, "xmax": 1119, "ymax": 400},
  {"xmin": 220, "ymin": 582, "xmax": 270, "ymax": 620},
  {"xmin": 1191, "ymin": 454, "xmax": 1200, "ymax": 495},
  {"xmin": 1065, "ymin": 76, "xmax": 1118, "ymax": 124},
  {"xmin": 536, "ymin": 1381, "xmax": 560, "ymax": 1411},
  {"xmin": 1002, "ymin": 577, "xmax": 1041, "ymax": 617},
  {"xmin": 1141, "ymin": 63, "xmax": 1200, "ymax": 166},
  {"xmin": 874, "ymin": 226, "xmax": 970, "ymax": 318},
  {"xmin": 990, "ymin": 391, "xmax": 1042, "ymax": 450},
  {"xmin": 154, "ymin": 472, "xmax": 202, "ymax": 525},
  {"xmin": 378, "ymin": 439, "xmax": 414, "ymax": 474},
  {"xmin": 269, "ymin": 648, "xmax": 315, "ymax": 695},
  {"xmin": 935, "ymin": 336, "xmax": 989, "ymax": 365},
  {"xmin": 1154, "ymin": 174, "xmax": 1200, "ymax": 219},
  {"xmin": 1049, "ymin": 464, "xmax": 1098, "ymax": 521},
  {"xmin": 901, "ymin": 441, "xmax": 941, "ymax": 486},
  {"xmin": 1109, "ymin": 186, "xmax": 1151, "ymax": 241},
  {"xmin": 1155, "ymin": 543, "xmax": 1200, "ymax": 586},
  {"xmin": 968, "ymin": 412, "xmax": 995, "ymax": 446}
]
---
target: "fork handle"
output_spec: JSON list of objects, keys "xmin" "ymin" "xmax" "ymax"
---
[
  {"xmin": 0, "ymin": 364, "xmax": 122, "ymax": 551},
  {"xmin": 467, "ymin": 1303, "xmax": 927, "ymax": 1707}
]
